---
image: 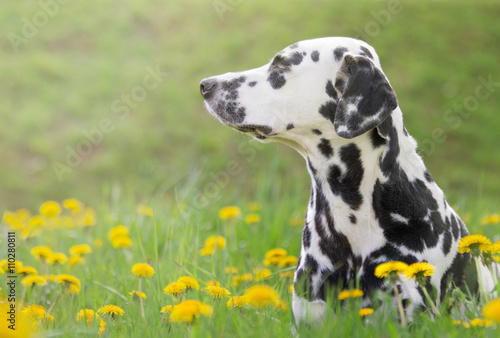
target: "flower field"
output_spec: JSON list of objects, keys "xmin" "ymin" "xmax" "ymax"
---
[{"xmin": 1, "ymin": 197, "xmax": 499, "ymax": 337}]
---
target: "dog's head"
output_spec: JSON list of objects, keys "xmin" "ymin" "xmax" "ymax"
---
[{"xmin": 200, "ymin": 37, "xmax": 398, "ymax": 149}]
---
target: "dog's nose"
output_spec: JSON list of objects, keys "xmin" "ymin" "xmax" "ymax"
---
[{"xmin": 200, "ymin": 79, "xmax": 217, "ymax": 97}]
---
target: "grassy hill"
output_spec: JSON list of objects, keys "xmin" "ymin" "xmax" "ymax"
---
[{"xmin": 1, "ymin": 0, "xmax": 499, "ymax": 212}]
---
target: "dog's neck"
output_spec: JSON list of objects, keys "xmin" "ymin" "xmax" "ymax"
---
[{"xmin": 300, "ymin": 108, "xmax": 431, "ymax": 238}]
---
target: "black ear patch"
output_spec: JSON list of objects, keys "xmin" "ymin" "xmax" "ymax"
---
[{"xmin": 333, "ymin": 55, "xmax": 397, "ymax": 139}]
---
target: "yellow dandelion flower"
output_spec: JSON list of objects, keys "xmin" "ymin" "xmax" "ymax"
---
[
  {"xmin": 276, "ymin": 301, "xmax": 288, "ymax": 311},
  {"xmin": 227, "ymin": 296, "xmax": 248, "ymax": 308},
  {"xmin": 199, "ymin": 246, "xmax": 215, "ymax": 256},
  {"xmin": 170, "ymin": 300, "xmax": 213, "ymax": 323},
  {"xmin": 129, "ymin": 291, "xmax": 147, "ymax": 299},
  {"xmin": 17, "ymin": 265, "xmax": 38, "ymax": 276},
  {"xmin": 218, "ymin": 206, "xmax": 241, "ymax": 220},
  {"xmin": 108, "ymin": 225, "xmax": 129, "ymax": 240},
  {"xmin": 225, "ymin": 266, "xmax": 238, "ymax": 274},
  {"xmin": 233, "ymin": 273, "xmax": 254, "ymax": 287},
  {"xmin": 483, "ymin": 298, "xmax": 500, "ymax": 322},
  {"xmin": 63, "ymin": 198, "xmax": 82, "ymax": 213},
  {"xmin": 199, "ymin": 236, "xmax": 226, "ymax": 256},
  {"xmin": 264, "ymin": 248, "xmax": 287, "ymax": 265},
  {"xmin": 177, "ymin": 276, "xmax": 200, "ymax": 290},
  {"xmin": 98, "ymin": 320, "xmax": 106, "ymax": 336},
  {"xmin": 205, "ymin": 236, "xmax": 226, "ymax": 250},
  {"xmin": 248, "ymin": 201, "xmax": 262, "ymax": 211},
  {"xmin": 40, "ymin": 201, "xmax": 61, "ymax": 218},
  {"xmin": 136, "ymin": 204, "xmax": 153, "ymax": 217},
  {"xmin": 111, "ymin": 236, "xmax": 132, "ymax": 249},
  {"xmin": 21, "ymin": 275, "xmax": 47, "ymax": 287},
  {"xmin": 244, "ymin": 285, "xmax": 280, "ymax": 309},
  {"xmin": 205, "ymin": 285, "xmax": 231, "ymax": 299},
  {"xmin": 46, "ymin": 252, "xmax": 68, "ymax": 265},
  {"xmin": 21, "ymin": 304, "xmax": 54, "ymax": 322},
  {"xmin": 289, "ymin": 284, "xmax": 294, "ymax": 294},
  {"xmin": 253, "ymin": 268, "xmax": 272, "ymax": 281},
  {"xmin": 28, "ymin": 215, "xmax": 44, "ymax": 228},
  {"xmin": 57, "ymin": 274, "xmax": 81, "ymax": 288},
  {"xmin": 338, "ymin": 289, "xmax": 364, "ymax": 300},
  {"xmin": 374, "ymin": 261, "xmax": 409, "ymax": 278},
  {"xmin": 31, "ymin": 246, "xmax": 52, "ymax": 262},
  {"xmin": 76, "ymin": 309, "xmax": 98, "ymax": 326},
  {"xmin": 489, "ymin": 241, "xmax": 500, "ymax": 254},
  {"xmin": 280, "ymin": 271, "xmax": 295, "ymax": 278},
  {"xmin": 404, "ymin": 262, "xmax": 435, "ymax": 280},
  {"xmin": 161, "ymin": 305, "xmax": 173, "ymax": 314},
  {"xmin": 278, "ymin": 255, "xmax": 299, "ymax": 267},
  {"xmin": 469, "ymin": 318, "xmax": 494, "ymax": 327},
  {"xmin": 245, "ymin": 214, "xmax": 261, "ymax": 224},
  {"xmin": 69, "ymin": 283, "xmax": 80, "ymax": 294},
  {"xmin": 98, "ymin": 305, "xmax": 125, "ymax": 318},
  {"xmin": 69, "ymin": 255, "xmax": 85, "ymax": 266},
  {"xmin": 132, "ymin": 263, "xmax": 155, "ymax": 278},
  {"xmin": 69, "ymin": 244, "xmax": 92, "ymax": 256},
  {"xmin": 481, "ymin": 214, "xmax": 500, "ymax": 225},
  {"xmin": 164, "ymin": 281, "xmax": 187, "ymax": 296},
  {"xmin": 458, "ymin": 234, "xmax": 492, "ymax": 255},
  {"xmin": 44, "ymin": 274, "xmax": 58, "ymax": 282},
  {"xmin": 82, "ymin": 207, "xmax": 96, "ymax": 226},
  {"xmin": 359, "ymin": 308, "xmax": 374, "ymax": 317}
]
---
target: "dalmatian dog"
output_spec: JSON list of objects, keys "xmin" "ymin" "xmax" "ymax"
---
[{"xmin": 199, "ymin": 37, "xmax": 495, "ymax": 325}]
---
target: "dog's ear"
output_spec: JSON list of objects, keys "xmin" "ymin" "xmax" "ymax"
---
[{"xmin": 333, "ymin": 54, "xmax": 398, "ymax": 139}]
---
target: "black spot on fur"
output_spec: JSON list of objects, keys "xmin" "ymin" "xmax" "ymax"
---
[
  {"xmin": 289, "ymin": 52, "xmax": 305, "ymax": 66},
  {"xmin": 424, "ymin": 170, "xmax": 434, "ymax": 183},
  {"xmin": 248, "ymin": 81, "xmax": 257, "ymax": 87},
  {"xmin": 318, "ymin": 138, "xmax": 334, "ymax": 158},
  {"xmin": 303, "ymin": 225, "xmax": 311, "ymax": 249},
  {"xmin": 334, "ymin": 47, "xmax": 348, "ymax": 61},
  {"xmin": 442, "ymin": 230, "xmax": 452, "ymax": 255},
  {"xmin": 267, "ymin": 71, "xmax": 286, "ymax": 89},
  {"xmin": 213, "ymin": 76, "xmax": 248, "ymax": 123},
  {"xmin": 372, "ymin": 172, "xmax": 441, "ymax": 252},
  {"xmin": 370, "ymin": 129, "xmax": 386, "ymax": 148},
  {"xmin": 360, "ymin": 46, "xmax": 374, "ymax": 60},
  {"xmin": 349, "ymin": 214, "xmax": 357, "ymax": 224},
  {"xmin": 286, "ymin": 123, "xmax": 295, "ymax": 130},
  {"xmin": 327, "ymin": 144, "xmax": 364, "ymax": 210},
  {"xmin": 290, "ymin": 42, "xmax": 299, "ymax": 49},
  {"xmin": 319, "ymin": 101, "xmax": 337, "ymax": 124},
  {"xmin": 311, "ymin": 50, "xmax": 320, "ymax": 62},
  {"xmin": 312, "ymin": 129, "xmax": 322, "ymax": 135},
  {"xmin": 325, "ymin": 80, "xmax": 338, "ymax": 100}
]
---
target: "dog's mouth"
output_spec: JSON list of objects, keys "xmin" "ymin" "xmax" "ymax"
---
[
  {"xmin": 204, "ymin": 101, "xmax": 276, "ymax": 139},
  {"xmin": 233, "ymin": 124, "xmax": 276, "ymax": 139}
]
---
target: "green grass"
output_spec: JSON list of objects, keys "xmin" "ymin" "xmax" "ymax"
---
[
  {"xmin": 1, "ymin": 171, "xmax": 499, "ymax": 337},
  {"xmin": 0, "ymin": 0, "xmax": 500, "ymax": 211}
]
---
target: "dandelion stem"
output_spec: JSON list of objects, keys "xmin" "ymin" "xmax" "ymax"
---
[
  {"xmin": 419, "ymin": 283, "xmax": 440, "ymax": 316},
  {"xmin": 393, "ymin": 282, "xmax": 406, "ymax": 328},
  {"xmin": 139, "ymin": 277, "xmax": 145, "ymax": 320}
]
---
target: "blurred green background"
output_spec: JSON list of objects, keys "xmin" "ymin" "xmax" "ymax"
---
[{"xmin": 1, "ymin": 0, "xmax": 499, "ymax": 211}]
